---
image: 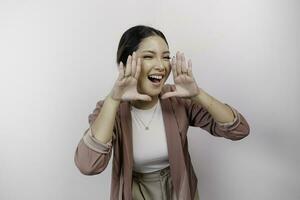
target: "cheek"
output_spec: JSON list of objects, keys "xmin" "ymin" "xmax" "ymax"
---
[
  {"xmin": 138, "ymin": 65, "xmax": 149, "ymax": 81},
  {"xmin": 140, "ymin": 62, "xmax": 151, "ymax": 74},
  {"xmin": 165, "ymin": 63, "xmax": 171, "ymax": 73}
]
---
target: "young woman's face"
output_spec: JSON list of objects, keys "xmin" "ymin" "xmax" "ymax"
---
[{"xmin": 135, "ymin": 36, "xmax": 171, "ymax": 97}]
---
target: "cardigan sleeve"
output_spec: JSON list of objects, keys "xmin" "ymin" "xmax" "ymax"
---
[
  {"xmin": 74, "ymin": 100, "xmax": 117, "ymax": 175},
  {"xmin": 184, "ymin": 98, "xmax": 250, "ymax": 141}
]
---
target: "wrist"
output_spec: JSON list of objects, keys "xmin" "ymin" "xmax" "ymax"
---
[
  {"xmin": 107, "ymin": 91, "xmax": 121, "ymax": 104},
  {"xmin": 192, "ymin": 89, "xmax": 216, "ymax": 111},
  {"xmin": 190, "ymin": 87, "xmax": 203, "ymax": 102}
]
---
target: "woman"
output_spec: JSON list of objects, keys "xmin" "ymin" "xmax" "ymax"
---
[{"xmin": 74, "ymin": 25, "xmax": 250, "ymax": 200}]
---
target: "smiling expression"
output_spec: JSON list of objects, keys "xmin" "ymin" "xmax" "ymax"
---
[{"xmin": 135, "ymin": 36, "xmax": 171, "ymax": 97}]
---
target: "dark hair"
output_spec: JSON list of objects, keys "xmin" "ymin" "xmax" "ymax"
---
[{"xmin": 116, "ymin": 25, "xmax": 169, "ymax": 65}]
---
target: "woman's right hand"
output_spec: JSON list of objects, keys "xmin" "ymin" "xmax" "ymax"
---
[{"xmin": 109, "ymin": 52, "xmax": 152, "ymax": 102}]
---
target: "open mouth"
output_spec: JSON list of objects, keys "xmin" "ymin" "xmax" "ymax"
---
[{"xmin": 148, "ymin": 75, "xmax": 163, "ymax": 84}]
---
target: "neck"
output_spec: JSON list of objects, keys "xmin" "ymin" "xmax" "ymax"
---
[{"xmin": 130, "ymin": 96, "xmax": 159, "ymax": 110}]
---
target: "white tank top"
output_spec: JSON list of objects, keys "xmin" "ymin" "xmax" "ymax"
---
[{"xmin": 131, "ymin": 100, "xmax": 170, "ymax": 173}]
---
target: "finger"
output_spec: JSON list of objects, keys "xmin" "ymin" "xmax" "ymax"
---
[
  {"xmin": 171, "ymin": 56, "xmax": 177, "ymax": 79},
  {"xmin": 176, "ymin": 51, "xmax": 181, "ymax": 76},
  {"xmin": 161, "ymin": 91, "xmax": 178, "ymax": 99},
  {"xmin": 134, "ymin": 57, "xmax": 141, "ymax": 79},
  {"xmin": 187, "ymin": 59, "xmax": 193, "ymax": 77},
  {"xmin": 131, "ymin": 52, "xmax": 136, "ymax": 77},
  {"xmin": 117, "ymin": 62, "xmax": 125, "ymax": 80},
  {"xmin": 181, "ymin": 52, "xmax": 188, "ymax": 74},
  {"xmin": 124, "ymin": 55, "xmax": 132, "ymax": 77},
  {"xmin": 131, "ymin": 52, "xmax": 137, "ymax": 77}
]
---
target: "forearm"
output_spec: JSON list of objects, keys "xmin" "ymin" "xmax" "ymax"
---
[
  {"xmin": 191, "ymin": 88, "xmax": 235, "ymax": 123},
  {"xmin": 91, "ymin": 94, "xmax": 120, "ymax": 143}
]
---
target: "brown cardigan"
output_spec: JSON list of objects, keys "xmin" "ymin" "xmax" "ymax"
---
[{"xmin": 74, "ymin": 84, "xmax": 250, "ymax": 200}]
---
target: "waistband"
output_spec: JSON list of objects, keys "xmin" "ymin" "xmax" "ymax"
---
[{"xmin": 132, "ymin": 166, "xmax": 171, "ymax": 181}]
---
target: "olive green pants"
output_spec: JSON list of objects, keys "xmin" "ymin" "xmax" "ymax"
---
[{"xmin": 132, "ymin": 166, "xmax": 200, "ymax": 200}]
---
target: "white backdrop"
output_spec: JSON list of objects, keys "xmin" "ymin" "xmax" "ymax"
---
[{"xmin": 0, "ymin": 0, "xmax": 299, "ymax": 199}]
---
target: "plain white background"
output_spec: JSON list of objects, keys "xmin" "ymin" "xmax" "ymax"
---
[{"xmin": 0, "ymin": 0, "xmax": 299, "ymax": 199}]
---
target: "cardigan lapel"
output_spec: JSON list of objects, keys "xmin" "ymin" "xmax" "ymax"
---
[
  {"xmin": 160, "ymin": 97, "xmax": 191, "ymax": 200},
  {"xmin": 119, "ymin": 102, "xmax": 133, "ymax": 200},
  {"xmin": 119, "ymin": 88, "xmax": 191, "ymax": 200}
]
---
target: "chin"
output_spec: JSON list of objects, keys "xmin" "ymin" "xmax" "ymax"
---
[{"xmin": 146, "ymin": 88, "xmax": 161, "ymax": 96}]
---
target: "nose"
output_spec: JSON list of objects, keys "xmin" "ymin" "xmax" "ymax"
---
[{"xmin": 154, "ymin": 59, "xmax": 165, "ymax": 70}]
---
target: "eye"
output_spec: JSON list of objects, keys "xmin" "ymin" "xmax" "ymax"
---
[
  {"xmin": 143, "ymin": 56, "xmax": 153, "ymax": 59},
  {"xmin": 164, "ymin": 56, "xmax": 171, "ymax": 60}
]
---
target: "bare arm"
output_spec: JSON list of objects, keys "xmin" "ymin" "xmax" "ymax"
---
[
  {"xmin": 161, "ymin": 51, "xmax": 250, "ymax": 140},
  {"xmin": 191, "ymin": 88, "xmax": 235, "ymax": 124},
  {"xmin": 74, "ymin": 96, "xmax": 119, "ymax": 175},
  {"xmin": 90, "ymin": 52, "xmax": 151, "ymax": 143},
  {"xmin": 74, "ymin": 52, "xmax": 152, "ymax": 175},
  {"xmin": 90, "ymin": 94, "xmax": 120, "ymax": 144},
  {"xmin": 185, "ymin": 90, "xmax": 250, "ymax": 140}
]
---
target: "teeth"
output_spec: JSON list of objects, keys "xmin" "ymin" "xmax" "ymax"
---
[{"xmin": 149, "ymin": 75, "xmax": 163, "ymax": 80}]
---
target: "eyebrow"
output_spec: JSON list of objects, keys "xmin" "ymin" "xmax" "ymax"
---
[{"xmin": 142, "ymin": 50, "xmax": 170, "ymax": 54}]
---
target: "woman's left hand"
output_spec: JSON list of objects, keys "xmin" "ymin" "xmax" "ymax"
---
[{"xmin": 161, "ymin": 51, "xmax": 201, "ymax": 99}]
